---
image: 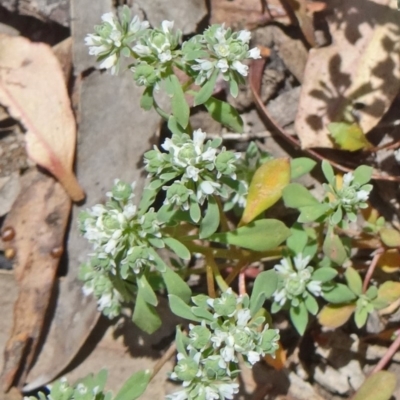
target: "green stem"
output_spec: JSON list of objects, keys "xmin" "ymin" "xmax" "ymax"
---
[{"xmin": 206, "ymin": 252, "xmax": 229, "ymax": 292}]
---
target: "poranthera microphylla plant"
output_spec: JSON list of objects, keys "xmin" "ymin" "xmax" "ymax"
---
[{"xmin": 26, "ymin": 6, "xmax": 400, "ymax": 400}]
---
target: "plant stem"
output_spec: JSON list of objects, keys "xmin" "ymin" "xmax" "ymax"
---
[
  {"xmin": 206, "ymin": 259, "xmax": 216, "ymax": 298},
  {"xmin": 206, "ymin": 252, "xmax": 229, "ymax": 292},
  {"xmin": 370, "ymin": 328, "xmax": 400, "ymax": 374},
  {"xmin": 362, "ymin": 248, "xmax": 384, "ymax": 293},
  {"xmin": 150, "ymin": 342, "xmax": 177, "ymax": 380}
]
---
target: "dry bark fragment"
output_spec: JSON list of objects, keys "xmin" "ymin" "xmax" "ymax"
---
[{"xmin": 0, "ymin": 169, "xmax": 71, "ymax": 391}]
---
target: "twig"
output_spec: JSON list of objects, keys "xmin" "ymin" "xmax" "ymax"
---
[
  {"xmin": 150, "ymin": 341, "xmax": 177, "ymax": 380},
  {"xmin": 370, "ymin": 329, "xmax": 400, "ymax": 375},
  {"xmin": 238, "ymin": 271, "xmax": 246, "ymax": 296},
  {"xmin": 249, "ymin": 59, "xmax": 400, "ymax": 183},
  {"xmin": 362, "ymin": 248, "xmax": 384, "ymax": 293}
]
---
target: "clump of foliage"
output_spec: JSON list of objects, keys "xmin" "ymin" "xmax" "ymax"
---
[{"xmin": 27, "ymin": 6, "xmax": 400, "ymax": 400}]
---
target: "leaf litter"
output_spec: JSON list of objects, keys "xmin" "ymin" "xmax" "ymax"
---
[{"xmin": 1, "ymin": 0, "xmax": 400, "ymax": 399}]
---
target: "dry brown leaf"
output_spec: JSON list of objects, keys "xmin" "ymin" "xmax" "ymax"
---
[
  {"xmin": 295, "ymin": 0, "xmax": 400, "ymax": 149},
  {"xmin": 210, "ymin": 0, "xmax": 289, "ymax": 28},
  {"xmin": 0, "ymin": 34, "xmax": 84, "ymax": 201},
  {"xmin": 0, "ymin": 169, "xmax": 71, "ymax": 391},
  {"xmin": 280, "ymin": 0, "xmax": 316, "ymax": 46}
]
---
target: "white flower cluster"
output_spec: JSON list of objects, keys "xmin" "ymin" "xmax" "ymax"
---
[
  {"xmin": 144, "ymin": 129, "xmax": 240, "ymax": 209},
  {"xmin": 79, "ymin": 180, "xmax": 164, "ymax": 317},
  {"xmin": 167, "ymin": 289, "xmax": 280, "ymax": 400},
  {"xmin": 190, "ymin": 24, "xmax": 261, "ymax": 85},
  {"xmin": 338, "ymin": 172, "xmax": 371, "ymax": 209},
  {"xmin": 273, "ymin": 254, "xmax": 322, "ymax": 308},
  {"xmin": 85, "ymin": 8, "xmax": 149, "ymax": 74}
]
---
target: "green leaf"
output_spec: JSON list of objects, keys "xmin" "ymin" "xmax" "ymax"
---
[
  {"xmin": 132, "ymin": 292, "xmax": 162, "ymax": 334},
  {"xmin": 166, "ymin": 75, "xmax": 189, "ymax": 129},
  {"xmin": 168, "ymin": 115, "xmax": 187, "ymax": 136},
  {"xmin": 140, "ymin": 87, "xmax": 154, "ymax": 111},
  {"xmin": 286, "ymin": 225, "xmax": 308, "ymax": 254},
  {"xmin": 322, "ymin": 284, "xmax": 357, "ymax": 303},
  {"xmin": 199, "ymin": 196, "xmax": 220, "ymax": 238},
  {"xmin": 331, "ymin": 206, "xmax": 343, "ymax": 225},
  {"xmin": 250, "ymin": 270, "xmax": 278, "ymax": 316},
  {"xmin": 210, "ymin": 219, "xmax": 290, "ymax": 252},
  {"xmin": 194, "ymin": 69, "xmax": 218, "ymax": 106},
  {"xmin": 318, "ymin": 303, "xmax": 355, "ymax": 328},
  {"xmin": 328, "ymin": 122, "xmax": 373, "ymax": 151},
  {"xmin": 353, "ymin": 165, "xmax": 373, "ymax": 186},
  {"xmin": 352, "ymin": 371, "xmax": 397, "ymax": 400},
  {"xmin": 282, "ymin": 183, "xmax": 319, "ymax": 209},
  {"xmin": 298, "ymin": 204, "xmax": 330, "ymax": 223},
  {"xmin": 290, "ymin": 302, "xmax": 308, "ymax": 335},
  {"xmin": 189, "ymin": 200, "xmax": 201, "ymax": 223},
  {"xmin": 311, "ymin": 267, "xmax": 338, "ymax": 283},
  {"xmin": 323, "ymin": 228, "xmax": 347, "ymax": 265},
  {"xmin": 164, "ymin": 237, "xmax": 191, "ymax": 260},
  {"xmin": 345, "ymin": 266, "xmax": 363, "ymax": 296},
  {"xmin": 157, "ymin": 204, "xmax": 176, "ymax": 224},
  {"xmin": 321, "ymin": 160, "xmax": 335, "ymax": 185},
  {"xmin": 240, "ymin": 158, "xmax": 291, "ymax": 225},
  {"xmin": 114, "ymin": 370, "xmax": 152, "ymax": 400},
  {"xmin": 175, "ymin": 327, "xmax": 188, "ymax": 356},
  {"xmin": 229, "ymin": 78, "xmax": 239, "ymax": 97},
  {"xmin": 290, "ymin": 157, "xmax": 317, "ymax": 180},
  {"xmin": 138, "ymin": 275, "xmax": 158, "ymax": 306},
  {"xmin": 168, "ymin": 294, "xmax": 201, "ymax": 322},
  {"xmin": 304, "ymin": 293, "xmax": 319, "ymax": 315},
  {"xmin": 204, "ymin": 97, "xmax": 244, "ymax": 133},
  {"xmin": 376, "ymin": 281, "xmax": 400, "ymax": 305},
  {"xmin": 354, "ymin": 306, "xmax": 369, "ymax": 328},
  {"xmin": 162, "ymin": 268, "xmax": 192, "ymax": 303},
  {"xmin": 379, "ymin": 227, "xmax": 400, "ymax": 247},
  {"xmin": 138, "ymin": 187, "xmax": 157, "ymax": 214},
  {"xmin": 148, "ymin": 248, "xmax": 168, "ymax": 273},
  {"xmin": 191, "ymin": 306, "xmax": 214, "ymax": 321}
]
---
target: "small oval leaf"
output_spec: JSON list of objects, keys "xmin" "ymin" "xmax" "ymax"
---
[
  {"xmin": 318, "ymin": 304, "xmax": 355, "ymax": 328},
  {"xmin": 240, "ymin": 158, "xmax": 291, "ymax": 225},
  {"xmin": 352, "ymin": 371, "xmax": 397, "ymax": 400}
]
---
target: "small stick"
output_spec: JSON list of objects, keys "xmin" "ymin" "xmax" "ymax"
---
[
  {"xmin": 370, "ymin": 329, "xmax": 400, "ymax": 375},
  {"xmin": 150, "ymin": 342, "xmax": 177, "ymax": 380},
  {"xmin": 362, "ymin": 249, "xmax": 384, "ymax": 293}
]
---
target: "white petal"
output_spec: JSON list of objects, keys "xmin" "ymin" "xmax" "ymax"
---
[
  {"xmin": 162, "ymin": 20, "xmax": 174, "ymax": 32},
  {"xmin": 248, "ymin": 47, "xmax": 261, "ymax": 59},
  {"xmin": 238, "ymin": 30, "xmax": 251, "ymax": 43},
  {"xmin": 193, "ymin": 129, "xmax": 206, "ymax": 147},
  {"xmin": 99, "ymin": 53, "xmax": 118, "ymax": 70},
  {"xmin": 133, "ymin": 44, "xmax": 152, "ymax": 56},
  {"xmin": 216, "ymin": 58, "xmax": 229, "ymax": 73},
  {"xmin": 232, "ymin": 60, "xmax": 248, "ymax": 76},
  {"xmin": 343, "ymin": 172, "xmax": 354, "ymax": 186}
]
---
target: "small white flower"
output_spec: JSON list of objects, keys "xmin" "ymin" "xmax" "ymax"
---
[
  {"xmin": 158, "ymin": 50, "xmax": 172, "ymax": 62},
  {"xmin": 248, "ymin": 47, "xmax": 261, "ymax": 59},
  {"xmin": 193, "ymin": 129, "xmax": 206, "ymax": 148},
  {"xmin": 357, "ymin": 190, "xmax": 369, "ymax": 202},
  {"xmin": 133, "ymin": 43, "xmax": 152, "ymax": 56},
  {"xmin": 199, "ymin": 180, "xmax": 220, "ymax": 195},
  {"xmin": 162, "ymin": 20, "xmax": 174, "ymax": 33},
  {"xmin": 218, "ymin": 382, "xmax": 239, "ymax": 399},
  {"xmin": 236, "ymin": 309, "xmax": 251, "ymax": 326},
  {"xmin": 343, "ymin": 172, "xmax": 354, "ymax": 186},
  {"xmin": 216, "ymin": 58, "xmax": 229, "ymax": 73},
  {"xmin": 99, "ymin": 53, "xmax": 118, "ymax": 71},
  {"xmin": 232, "ymin": 60, "xmax": 248, "ymax": 76},
  {"xmin": 98, "ymin": 293, "xmax": 112, "ymax": 310},
  {"xmin": 186, "ymin": 166, "xmax": 201, "ymax": 181},
  {"xmin": 129, "ymin": 15, "xmax": 149, "ymax": 34},
  {"xmin": 101, "ymin": 12, "xmax": 117, "ymax": 28},
  {"xmin": 293, "ymin": 254, "xmax": 312, "ymax": 271},
  {"xmin": 247, "ymin": 350, "xmax": 261, "ymax": 365},
  {"xmin": 123, "ymin": 204, "xmax": 137, "ymax": 219},
  {"xmin": 166, "ymin": 390, "xmax": 188, "ymax": 400},
  {"xmin": 307, "ymin": 280, "xmax": 322, "ymax": 297},
  {"xmin": 238, "ymin": 30, "xmax": 251, "ymax": 43}
]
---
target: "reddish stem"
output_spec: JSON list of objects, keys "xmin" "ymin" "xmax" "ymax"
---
[
  {"xmin": 370, "ymin": 329, "xmax": 400, "ymax": 374},
  {"xmin": 362, "ymin": 249, "xmax": 384, "ymax": 293}
]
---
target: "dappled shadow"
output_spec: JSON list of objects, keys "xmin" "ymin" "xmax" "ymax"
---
[{"xmin": 301, "ymin": 0, "xmax": 400, "ymax": 144}]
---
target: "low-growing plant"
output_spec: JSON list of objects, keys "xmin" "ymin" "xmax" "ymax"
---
[{"xmin": 26, "ymin": 6, "xmax": 400, "ymax": 400}]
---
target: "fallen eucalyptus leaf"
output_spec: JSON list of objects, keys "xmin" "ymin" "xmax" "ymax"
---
[
  {"xmin": 295, "ymin": 0, "xmax": 400, "ymax": 148},
  {"xmin": 0, "ymin": 169, "xmax": 71, "ymax": 391},
  {"xmin": 0, "ymin": 34, "xmax": 84, "ymax": 201}
]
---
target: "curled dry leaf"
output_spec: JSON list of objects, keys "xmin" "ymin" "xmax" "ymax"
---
[
  {"xmin": 0, "ymin": 34, "xmax": 84, "ymax": 201},
  {"xmin": 0, "ymin": 169, "xmax": 71, "ymax": 391},
  {"xmin": 210, "ymin": 0, "xmax": 289, "ymax": 28},
  {"xmin": 295, "ymin": 0, "xmax": 400, "ymax": 149}
]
